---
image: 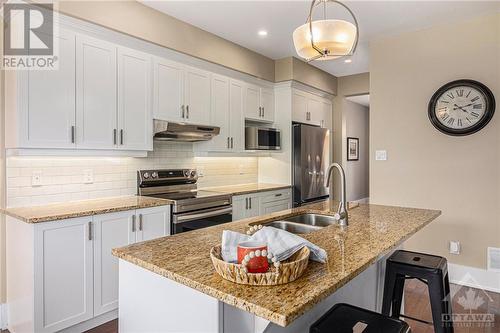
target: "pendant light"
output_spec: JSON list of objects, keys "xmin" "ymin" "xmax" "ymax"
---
[{"xmin": 293, "ymin": 0, "xmax": 359, "ymax": 62}]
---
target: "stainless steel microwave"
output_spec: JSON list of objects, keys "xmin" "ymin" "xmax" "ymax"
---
[{"xmin": 245, "ymin": 126, "xmax": 281, "ymax": 150}]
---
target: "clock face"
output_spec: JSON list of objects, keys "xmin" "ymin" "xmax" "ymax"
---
[
  {"xmin": 428, "ymin": 80, "xmax": 495, "ymax": 136},
  {"xmin": 434, "ymin": 86, "xmax": 486, "ymax": 130}
]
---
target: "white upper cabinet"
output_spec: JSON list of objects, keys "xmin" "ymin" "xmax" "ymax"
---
[
  {"xmin": 260, "ymin": 87, "xmax": 275, "ymax": 122},
  {"xmin": 308, "ymin": 97, "xmax": 323, "ymax": 126},
  {"xmin": 209, "ymin": 74, "xmax": 231, "ymax": 151},
  {"xmin": 152, "ymin": 60, "xmax": 210, "ymax": 125},
  {"xmin": 244, "ymin": 84, "xmax": 261, "ymax": 121},
  {"xmin": 197, "ymin": 76, "xmax": 244, "ymax": 152},
  {"xmin": 117, "ymin": 47, "xmax": 152, "ymax": 151},
  {"xmin": 292, "ymin": 88, "xmax": 332, "ymax": 128},
  {"xmin": 76, "ymin": 35, "xmax": 117, "ymax": 149},
  {"xmin": 229, "ymin": 79, "xmax": 244, "ymax": 151},
  {"xmin": 292, "ymin": 90, "xmax": 309, "ymax": 124},
  {"xmin": 244, "ymin": 84, "xmax": 275, "ymax": 123},
  {"xmin": 321, "ymin": 100, "xmax": 333, "ymax": 129},
  {"xmin": 184, "ymin": 66, "xmax": 211, "ymax": 125},
  {"xmin": 22, "ymin": 29, "xmax": 76, "ymax": 148},
  {"xmin": 153, "ymin": 57, "xmax": 184, "ymax": 122}
]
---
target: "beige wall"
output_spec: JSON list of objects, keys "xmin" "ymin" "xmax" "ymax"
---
[
  {"xmin": 370, "ymin": 13, "xmax": 500, "ymax": 269},
  {"xmin": 332, "ymin": 73, "xmax": 370, "ymax": 198},
  {"xmin": 345, "ymin": 102, "xmax": 369, "ymax": 201},
  {"xmin": 275, "ymin": 57, "xmax": 338, "ymax": 95},
  {"xmin": 46, "ymin": 0, "xmax": 275, "ymax": 81}
]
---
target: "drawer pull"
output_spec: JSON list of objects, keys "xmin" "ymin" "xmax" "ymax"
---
[{"xmin": 275, "ymin": 193, "xmax": 283, "ymax": 197}]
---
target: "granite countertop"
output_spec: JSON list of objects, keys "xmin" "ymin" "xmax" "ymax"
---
[
  {"xmin": 1, "ymin": 183, "xmax": 290, "ymax": 224},
  {"xmin": 112, "ymin": 200, "xmax": 441, "ymax": 327},
  {"xmin": 2, "ymin": 196, "xmax": 172, "ymax": 223},
  {"xmin": 201, "ymin": 183, "xmax": 291, "ymax": 196}
]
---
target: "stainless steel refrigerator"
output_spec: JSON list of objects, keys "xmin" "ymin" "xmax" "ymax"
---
[{"xmin": 292, "ymin": 123, "xmax": 330, "ymax": 206}]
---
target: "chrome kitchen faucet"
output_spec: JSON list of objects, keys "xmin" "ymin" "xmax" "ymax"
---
[{"xmin": 325, "ymin": 163, "xmax": 348, "ymax": 226}]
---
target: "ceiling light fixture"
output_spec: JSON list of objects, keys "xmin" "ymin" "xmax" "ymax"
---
[
  {"xmin": 258, "ymin": 30, "xmax": 268, "ymax": 37},
  {"xmin": 293, "ymin": 0, "xmax": 359, "ymax": 62},
  {"xmin": 344, "ymin": 59, "xmax": 352, "ymax": 63}
]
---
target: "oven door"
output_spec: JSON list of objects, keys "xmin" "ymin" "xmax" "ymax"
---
[{"xmin": 172, "ymin": 206, "xmax": 233, "ymax": 234}]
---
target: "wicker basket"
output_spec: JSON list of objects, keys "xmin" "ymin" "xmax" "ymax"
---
[{"xmin": 210, "ymin": 245, "xmax": 310, "ymax": 285}]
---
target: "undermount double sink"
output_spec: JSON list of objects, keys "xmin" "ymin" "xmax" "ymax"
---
[{"xmin": 264, "ymin": 213, "xmax": 340, "ymax": 234}]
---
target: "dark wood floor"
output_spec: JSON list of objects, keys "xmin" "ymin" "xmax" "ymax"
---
[{"xmin": 57, "ymin": 281, "xmax": 500, "ymax": 333}]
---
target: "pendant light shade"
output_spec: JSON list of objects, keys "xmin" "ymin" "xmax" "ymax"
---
[{"xmin": 293, "ymin": 0, "xmax": 359, "ymax": 62}]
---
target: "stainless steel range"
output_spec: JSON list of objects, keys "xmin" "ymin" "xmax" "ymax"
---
[{"xmin": 137, "ymin": 169, "xmax": 232, "ymax": 234}]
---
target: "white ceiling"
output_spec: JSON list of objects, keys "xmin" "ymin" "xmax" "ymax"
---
[
  {"xmin": 346, "ymin": 94, "xmax": 370, "ymax": 107},
  {"xmin": 141, "ymin": 1, "xmax": 500, "ymax": 77}
]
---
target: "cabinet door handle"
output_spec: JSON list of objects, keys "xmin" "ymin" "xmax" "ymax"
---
[
  {"xmin": 181, "ymin": 105, "xmax": 185, "ymax": 118},
  {"xmin": 113, "ymin": 129, "xmax": 117, "ymax": 145},
  {"xmin": 245, "ymin": 197, "xmax": 248, "ymax": 210},
  {"xmin": 227, "ymin": 137, "xmax": 230, "ymax": 148},
  {"xmin": 258, "ymin": 107, "xmax": 261, "ymax": 117},
  {"xmin": 230, "ymin": 137, "xmax": 233, "ymax": 149},
  {"xmin": 249, "ymin": 197, "xmax": 252, "ymax": 209},
  {"xmin": 275, "ymin": 193, "xmax": 282, "ymax": 197},
  {"xmin": 88, "ymin": 222, "xmax": 93, "ymax": 241},
  {"xmin": 132, "ymin": 215, "xmax": 136, "ymax": 232},
  {"xmin": 71, "ymin": 126, "xmax": 75, "ymax": 143},
  {"xmin": 262, "ymin": 107, "xmax": 265, "ymax": 118},
  {"xmin": 139, "ymin": 214, "xmax": 143, "ymax": 231},
  {"xmin": 186, "ymin": 105, "xmax": 190, "ymax": 119},
  {"xmin": 120, "ymin": 129, "xmax": 124, "ymax": 145}
]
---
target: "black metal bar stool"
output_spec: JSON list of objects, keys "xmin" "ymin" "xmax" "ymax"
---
[
  {"xmin": 310, "ymin": 303, "xmax": 411, "ymax": 333},
  {"xmin": 382, "ymin": 250, "xmax": 454, "ymax": 333}
]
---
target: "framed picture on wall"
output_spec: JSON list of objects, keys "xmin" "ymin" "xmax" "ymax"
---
[{"xmin": 347, "ymin": 137, "xmax": 359, "ymax": 161}]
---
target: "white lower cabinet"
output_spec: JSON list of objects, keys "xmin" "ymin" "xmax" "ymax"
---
[
  {"xmin": 93, "ymin": 211, "xmax": 136, "ymax": 316},
  {"xmin": 136, "ymin": 206, "xmax": 171, "ymax": 242},
  {"xmin": 7, "ymin": 205, "xmax": 170, "ymax": 333},
  {"xmin": 232, "ymin": 188, "xmax": 292, "ymax": 221},
  {"xmin": 34, "ymin": 217, "xmax": 94, "ymax": 333}
]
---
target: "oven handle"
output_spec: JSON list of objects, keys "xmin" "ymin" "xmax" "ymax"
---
[{"xmin": 173, "ymin": 206, "xmax": 233, "ymax": 224}]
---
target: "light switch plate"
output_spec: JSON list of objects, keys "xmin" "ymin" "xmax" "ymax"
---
[
  {"xmin": 32, "ymin": 171, "xmax": 42, "ymax": 187},
  {"xmin": 83, "ymin": 169, "xmax": 94, "ymax": 184},
  {"xmin": 375, "ymin": 150, "xmax": 387, "ymax": 161},
  {"xmin": 449, "ymin": 241, "xmax": 461, "ymax": 255}
]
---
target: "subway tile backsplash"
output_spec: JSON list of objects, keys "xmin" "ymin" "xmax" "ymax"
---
[{"xmin": 6, "ymin": 142, "xmax": 258, "ymax": 207}]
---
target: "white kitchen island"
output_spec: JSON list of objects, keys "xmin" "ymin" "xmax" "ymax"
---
[{"xmin": 113, "ymin": 201, "xmax": 440, "ymax": 332}]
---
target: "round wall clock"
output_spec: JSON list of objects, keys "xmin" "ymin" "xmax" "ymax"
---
[{"xmin": 428, "ymin": 79, "xmax": 495, "ymax": 136}]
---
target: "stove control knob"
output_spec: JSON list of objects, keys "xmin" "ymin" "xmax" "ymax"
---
[
  {"xmin": 151, "ymin": 172, "xmax": 158, "ymax": 179},
  {"xmin": 183, "ymin": 170, "xmax": 190, "ymax": 177},
  {"xmin": 190, "ymin": 170, "xmax": 197, "ymax": 178},
  {"xmin": 143, "ymin": 172, "xmax": 150, "ymax": 179}
]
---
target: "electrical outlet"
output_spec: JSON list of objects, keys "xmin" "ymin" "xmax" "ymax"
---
[
  {"xmin": 32, "ymin": 171, "xmax": 42, "ymax": 187},
  {"xmin": 83, "ymin": 169, "xmax": 94, "ymax": 184},
  {"xmin": 449, "ymin": 241, "xmax": 461, "ymax": 255},
  {"xmin": 375, "ymin": 150, "xmax": 387, "ymax": 161}
]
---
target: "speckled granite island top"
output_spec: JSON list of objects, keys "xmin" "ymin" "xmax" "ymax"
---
[
  {"xmin": 2, "ymin": 196, "xmax": 172, "ymax": 223},
  {"xmin": 201, "ymin": 183, "xmax": 291, "ymax": 195},
  {"xmin": 112, "ymin": 201, "xmax": 440, "ymax": 327}
]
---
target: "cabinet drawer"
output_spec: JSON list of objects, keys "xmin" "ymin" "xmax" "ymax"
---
[
  {"xmin": 260, "ymin": 199, "xmax": 292, "ymax": 215},
  {"xmin": 260, "ymin": 188, "xmax": 291, "ymax": 204}
]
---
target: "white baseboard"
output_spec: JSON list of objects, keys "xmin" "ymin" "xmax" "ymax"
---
[
  {"xmin": 0, "ymin": 303, "xmax": 7, "ymax": 330},
  {"xmin": 352, "ymin": 197, "xmax": 370, "ymax": 204},
  {"xmin": 448, "ymin": 263, "xmax": 500, "ymax": 294}
]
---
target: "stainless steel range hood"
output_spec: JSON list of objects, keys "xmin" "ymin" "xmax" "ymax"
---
[{"xmin": 153, "ymin": 119, "xmax": 220, "ymax": 142}]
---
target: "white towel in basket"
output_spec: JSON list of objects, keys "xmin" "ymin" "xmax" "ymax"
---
[{"xmin": 221, "ymin": 226, "xmax": 327, "ymax": 263}]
